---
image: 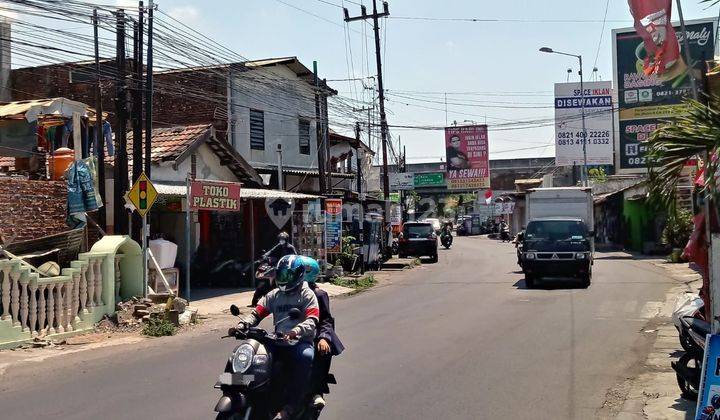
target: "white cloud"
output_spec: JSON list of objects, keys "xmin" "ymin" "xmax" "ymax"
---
[
  {"xmin": 168, "ymin": 5, "xmax": 200, "ymax": 24},
  {"xmin": 445, "ymin": 40, "xmax": 456, "ymax": 49}
]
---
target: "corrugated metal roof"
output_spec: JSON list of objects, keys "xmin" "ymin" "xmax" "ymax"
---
[
  {"xmin": 0, "ymin": 98, "xmax": 90, "ymax": 121},
  {"xmin": 154, "ymin": 183, "xmax": 320, "ymax": 200}
]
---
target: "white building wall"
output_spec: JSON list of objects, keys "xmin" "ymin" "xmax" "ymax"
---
[
  {"xmin": 229, "ymin": 65, "xmax": 318, "ymax": 170},
  {"xmin": 151, "ymin": 145, "xmax": 238, "ymax": 184}
]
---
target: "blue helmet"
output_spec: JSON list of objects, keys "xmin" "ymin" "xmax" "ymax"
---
[
  {"xmin": 297, "ymin": 256, "xmax": 320, "ymax": 284},
  {"xmin": 276, "ymin": 255, "xmax": 305, "ymax": 292}
]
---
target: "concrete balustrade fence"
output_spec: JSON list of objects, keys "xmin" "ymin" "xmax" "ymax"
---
[{"xmin": 0, "ymin": 236, "xmax": 142, "ymax": 348}]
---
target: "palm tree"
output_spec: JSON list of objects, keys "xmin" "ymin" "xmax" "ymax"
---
[{"xmin": 646, "ymin": 96, "xmax": 720, "ymax": 209}]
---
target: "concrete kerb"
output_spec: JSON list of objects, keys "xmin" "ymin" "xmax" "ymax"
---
[{"xmin": 607, "ymin": 258, "xmax": 703, "ymax": 419}]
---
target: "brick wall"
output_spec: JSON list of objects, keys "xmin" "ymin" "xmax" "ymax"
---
[
  {"xmin": 152, "ymin": 68, "xmax": 228, "ymax": 130},
  {"xmin": 11, "ymin": 62, "xmax": 228, "ymax": 132},
  {"xmin": 0, "ymin": 179, "xmax": 68, "ymax": 244}
]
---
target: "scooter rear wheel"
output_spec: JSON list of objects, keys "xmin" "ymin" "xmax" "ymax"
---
[{"xmin": 675, "ymin": 352, "xmax": 700, "ymax": 401}]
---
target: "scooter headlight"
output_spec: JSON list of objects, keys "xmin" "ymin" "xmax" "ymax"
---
[{"xmin": 232, "ymin": 344, "xmax": 255, "ymax": 373}]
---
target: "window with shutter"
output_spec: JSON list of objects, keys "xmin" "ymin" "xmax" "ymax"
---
[{"xmin": 250, "ymin": 109, "xmax": 265, "ymax": 150}]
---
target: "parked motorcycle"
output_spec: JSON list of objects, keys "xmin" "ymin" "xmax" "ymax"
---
[
  {"xmin": 214, "ymin": 305, "xmax": 332, "ymax": 420},
  {"xmin": 672, "ymin": 293, "xmax": 705, "ymax": 351},
  {"xmin": 672, "ymin": 313, "xmax": 709, "ymax": 401},
  {"xmin": 251, "ymin": 256, "xmax": 277, "ymax": 307}
]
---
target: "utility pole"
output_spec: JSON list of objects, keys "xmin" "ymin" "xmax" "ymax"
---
[
  {"xmin": 355, "ymin": 122, "xmax": 363, "ymax": 197},
  {"xmin": 322, "ymin": 79, "xmax": 332, "ymax": 193},
  {"xmin": 132, "ymin": 0, "xmax": 144, "ymax": 185},
  {"xmin": 345, "ymin": 0, "xmax": 390, "ymax": 199},
  {"xmin": 114, "ymin": 9, "xmax": 129, "ymax": 235},
  {"xmin": 130, "ymin": 1, "xmax": 144, "ymax": 243},
  {"xmin": 144, "ymin": 0, "xmax": 154, "ymax": 176},
  {"xmin": 313, "ymin": 61, "xmax": 327, "ymax": 194},
  {"xmin": 93, "ymin": 9, "xmax": 106, "ymax": 229}
]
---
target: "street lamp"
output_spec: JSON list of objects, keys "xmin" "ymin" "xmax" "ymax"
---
[{"xmin": 540, "ymin": 46, "xmax": 588, "ymax": 187}]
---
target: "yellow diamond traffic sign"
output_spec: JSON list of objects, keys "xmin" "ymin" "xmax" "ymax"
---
[{"xmin": 127, "ymin": 172, "xmax": 158, "ymax": 217}]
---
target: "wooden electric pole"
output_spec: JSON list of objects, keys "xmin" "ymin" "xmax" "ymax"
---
[
  {"xmin": 344, "ymin": 0, "xmax": 390, "ymax": 199},
  {"xmin": 313, "ymin": 61, "xmax": 327, "ymax": 194},
  {"xmin": 145, "ymin": 0, "xmax": 154, "ymax": 176},
  {"xmin": 114, "ymin": 9, "xmax": 129, "ymax": 235},
  {"xmin": 132, "ymin": 0, "xmax": 144, "ymax": 185},
  {"xmin": 93, "ymin": 9, "xmax": 106, "ymax": 229}
]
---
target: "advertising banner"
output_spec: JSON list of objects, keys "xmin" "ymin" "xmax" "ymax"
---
[
  {"xmin": 554, "ymin": 81, "xmax": 614, "ymax": 166},
  {"xmin": 695, "ymin": 334, "xmax": 720, "ymax": 419},
  {"xmin": 414, "ymin": 172, "xmax": 445, "ymax": 188},
  {"xmin": 325, "ymin": 199, "xmax": 342, "ymax": 254},
  {"xmin": 445, "ymin": 125, "xmax": 490, "ymax": 190},
  {"xmin": 390, "ymin": 172, "xmax": 414, "ymax": 190},
  {"xmin": 614, "ymin": 18, "xmax": 715, "ymax": 170},
  {"xmin": 189, "ymin": 180, "xmax": 242, "ymax": 212}
]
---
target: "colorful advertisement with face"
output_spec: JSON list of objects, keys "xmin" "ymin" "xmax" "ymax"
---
[
  {"xmin": 445, "ymin": 125, "xmax": 490, "ymax": 190},
  {"xmin": 614, "ymin": 19, "xmax": 715, "ymax": 170}
]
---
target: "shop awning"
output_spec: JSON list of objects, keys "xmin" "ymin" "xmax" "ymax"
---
[
  {"xmin": 255, "ymin": 166, "xmax": 356, "ymax": 179},
  {"xmin": 154, "ymin": 182, "xmax": 321, "ymax": 200}
]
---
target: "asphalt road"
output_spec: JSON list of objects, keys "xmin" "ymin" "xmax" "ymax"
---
[{"xmin": 0, "ymin": 237, "xmax": 679, "ymax": 419}]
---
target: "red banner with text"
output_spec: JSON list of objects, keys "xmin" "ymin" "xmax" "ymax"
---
[{"xmin": 444, "ymin": 125, "xmax": 490, "ymax": 190}]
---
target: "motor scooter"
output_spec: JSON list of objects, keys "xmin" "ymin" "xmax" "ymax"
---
[
  {"xmin": 672, "ymin": 314, "xmax": 709, "ymax": 401},
  {"xmin": 251, "ymin": 256, "xmax": 276, "ymax": 307},
  {"xmin": 440, "ymin": 231, "xmax": 453, "ymax": 249},
  {"xmin": 213, "ymin": 305, "xmax": 334, "ymax": 419}
]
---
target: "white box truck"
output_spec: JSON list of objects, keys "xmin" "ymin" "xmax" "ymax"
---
[{"xmin": 521, "ymin": 187, "xmax": 594, "ymax": 288}]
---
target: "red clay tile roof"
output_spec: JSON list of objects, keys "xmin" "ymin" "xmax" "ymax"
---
[{"xmin": 107, "ymin": 123, "xmax": 212, "ymax": 167}]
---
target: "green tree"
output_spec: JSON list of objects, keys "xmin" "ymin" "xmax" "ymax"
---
[{"xmin": 646, "ymin": 97, "xmax": 719, "ymax": 210}]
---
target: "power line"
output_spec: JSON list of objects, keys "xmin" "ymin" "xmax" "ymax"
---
[
  {"xmin": 593, "ymin": 0, "xmax": 611, "ymax": 70},
  {"xmin": 390, "ymin": 16, "xmax": 632, "ymax": 23}
]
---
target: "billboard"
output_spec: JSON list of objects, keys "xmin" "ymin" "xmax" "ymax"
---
[
  {"xmin": 613, "ymin": 18, "xmax": 716, "ymax": 170},
  {"xmin": 554, "ymin": 81, "xmax": 614, "ymax": 166},
  {"xmin": 325, "ymin": 199, "xmax": 342, "ymax": 253},
  {"xmin": 444, "ymin": 125, "xmax": 490, "ymax": 190},
  {"xmin": 389, "ymin": 172, "xmax": 414, "ymax": 190}
]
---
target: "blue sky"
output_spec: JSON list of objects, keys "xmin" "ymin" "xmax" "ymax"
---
[{"xmin": 17, "ymin": 0, "xmax": 720, "ymax": 162}]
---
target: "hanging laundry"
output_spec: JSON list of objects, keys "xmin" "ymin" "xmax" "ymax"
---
[
  {"xmin": 61, "ymin": 119, "xmax": 73, "ymax": 148},
  {"xmin": 65, "ymin": 159, "xmax": 99, "ymax": 227},
  {"xmin": 93, "ymin": 121, "xmax": 115, "ymax": 156},
  {"xmin": 83, "ymin": 155, "xmax": 103, "ymax": 207}
]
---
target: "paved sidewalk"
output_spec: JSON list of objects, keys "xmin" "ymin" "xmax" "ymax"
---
[
  {"xmin": 610, "ymin": 260, "xmax": 703, "ymax": 419},
  {"xmin": 190, "ymin": 282, "xmax": 354, "ymax": 316}
]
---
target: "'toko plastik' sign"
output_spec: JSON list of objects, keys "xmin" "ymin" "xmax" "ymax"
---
[{"xmin": 189, "ymin": 180, "xmax": 242, "ymax": 212}]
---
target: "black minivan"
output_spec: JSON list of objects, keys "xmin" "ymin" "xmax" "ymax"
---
[
  {"xmin": 521, "ymin": 218, "xmax": 593, "ymax": 288},
  {"xmin": 398, "ymin": 222, "xmax": 438, "ymax": 262}
]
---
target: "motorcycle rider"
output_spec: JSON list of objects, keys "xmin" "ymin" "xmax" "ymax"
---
[
  {"xmin": 251, "ymin": 232, "xmax": 297, "ymax": 307},
  {"xmin": 238, "ymin": 255, "xmax": 319, "ymax": 420},
  {"xmin": 297, "ymin": 256, "xmax": 345, "ymax": 410},
  {"xmin": 440, "ymin": 221, "xmax": 453, "ymax": 246}
]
